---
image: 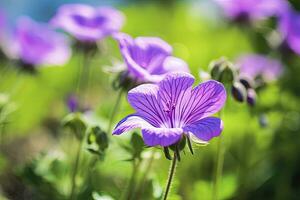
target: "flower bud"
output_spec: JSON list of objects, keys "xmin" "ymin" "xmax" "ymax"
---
[
  {"xmin": 247, "ymin": 88, "xmax": 257, "ymax": 106},
  {"xmin": 239, "ymin": 76, "xmax": 255, "ymax": 89},
  {"xmin": 209, "ymin": 58, "xmax": 236, "ymax": 85},
  {"xmin": 231, "ymin": 82, "xmax": 247, "ymax": 102},
  {"xmin": 209, "ymin": 59, "xmax": 224, "ymax": 80}
]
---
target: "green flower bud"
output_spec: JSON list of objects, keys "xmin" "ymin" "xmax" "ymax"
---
[{"xmin": 209, "ymin": 58, "xmax": 236, "ymax": 85}]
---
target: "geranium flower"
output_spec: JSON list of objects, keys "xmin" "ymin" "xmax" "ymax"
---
[
  {"xmin": 279, "ymin": 8, "xmax": 300, "ymax": 55},
  {"xmin": 50, "ymin": 4, "xmax": 124, "ymax": 42},
  {"xmin": 114, "ymin": 33, "xmax": 189, "ymax": 83},
  {"xmin": 215, "ymin": 0, "xmax": 287, "ymax": 21},
  {"xmin": 113, "ymin": 72, "xmax": 226, "ymax": 147},
  {"xmin": 237, "ymin": 54, "xmax": 283, "ymax": 83},
  {"xmin": 11, "ymin": 17, "xmax": 71, "ymax": 66}
]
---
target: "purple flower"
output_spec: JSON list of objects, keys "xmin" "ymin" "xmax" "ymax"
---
[
  {"xmin": 114, "ymin": 33, "xmax": 190, "ymax": 83},
  {"xmin": 237, "ymin": 54, "xmax": 283, "ymax": 82},
  {"xmin": 215, "ymin": 0, "xmax": 287, "ymax": 21},
  {"xmin": 50, "ymin": 4, "xmax": 124, "ymax": 42},
  {"xmin": 279, "ymin": 8, "xmax": 300, "ymax": 55},
  {"xmin": 11, "ymin": 17, "xmax": 71, "ymax": 66},
  {"xmin": 113, "ymin": 72, "xmax": 226, "ymax": 147}
]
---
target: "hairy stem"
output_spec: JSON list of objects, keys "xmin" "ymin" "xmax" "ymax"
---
[{"xmin": 163, "ymin": 152, "xmax": 177, "ymax": 200}]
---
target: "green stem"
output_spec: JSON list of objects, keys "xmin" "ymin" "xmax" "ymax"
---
[
  {"xmin": 135, "ymin": 151, "xmax": 156, "ymax": 199},
  {"xmin": 125, "ymin": 159, "xmax": 141, "ymax": 200},
  {"xmin": 163, "ymin": 152, "xmax": 177, "ymax": 200},
  {"xmin": 76, "ymin": 52, "xmax": 92, "ymax": 107},
  {"xmin": 212, "ymin": 111, "xmax": 225, "ymax": 200},
  {"xmin": 107, "ymin": 89, "xmax": 123, "ymax": 134},
  {"xmin": 69, "ymin": 51, "xmax": 92, "ymax": 200},
  {"xmin": 69, "ymin": 137, "xmax": 83, "ymax": 200}
]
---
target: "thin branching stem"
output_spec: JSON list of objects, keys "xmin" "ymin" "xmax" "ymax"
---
[{"xmin": 163, "ymin": 152, "xmax": 177, "ymax": 200}]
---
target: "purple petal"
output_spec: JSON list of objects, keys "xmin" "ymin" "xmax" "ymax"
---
[
  {"xmin": 183, "ymin": 117, "xmax": 223, "ymax": 141},
  {"xmin": 157, "ymin": 72, "xmax": 195, "ymax": 127},
  {"xmin": 161, "ymin": 56, "xmax": 190, "ymax": 73},
  {"xmin": 114, "ymin": 33, "xmax": 151, "ymax": 80},
  {"xmin": 114, "ymin": 33, "xmax": 180, "ymax": 83},
  {"xmin": 279, "ymin": 9, "xmax": 300, "ymax": 55},
  {"xmin": 237, "ymin": 54, "xmax": 283, "ymax": 82},
  {"xmin": 215, "ymin": 0, "xmax": 288, "ymax": 20},
  {"xmin": 181, "ymin": 80, "xmax": 226, "ymax": 124},
  {"xmin": 142, "ymin": 127, "xmax": 183, "ymax": 147},
  {"xmin": 15, "ymin": 17, "xmax": 71, "ymax": 66},
  {"xmin": 113, "ymin": 114, "xmax": 152, "ymax": 135},
  {"xmin": 51, "ymin": 4, "xmax": 124, "ymax": 42},
  {"xmin": 127, "ymin": 83, "xmax": 168, "ymax": 127}
]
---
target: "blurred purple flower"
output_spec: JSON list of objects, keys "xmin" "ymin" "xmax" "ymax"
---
[
  {"xmin": 114, "ymin": 33, "xmax": 190, "ymax": 83},
  {"xmin": 11, "ymin": 17, "xmax": 71, "ymax": 66},
  {"xmin": 279, "ymin": 8, "xmax": 300, "ymax": 55},
  {"xmin": 215, "ymin": 0, "xmax": 288, "ymax": 21},
  {"xmin": 67, "ymin": 95, "xmax": 78, "ymax": 112},
  {"xmin": 50, "ymin": 4, "xmax": 124, "ymax": 42},
  {"xmin": 113, "ymin": 72, "xmax": 226, "ymax": 147},
  {"xmin": 237, "ymin": 54, "xmax": 283, "ymax": 82}
]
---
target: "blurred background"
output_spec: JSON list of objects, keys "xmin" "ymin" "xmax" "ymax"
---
[{"xmin": 0, "ymin": 0, "xmax": 300, "ymax": 199}]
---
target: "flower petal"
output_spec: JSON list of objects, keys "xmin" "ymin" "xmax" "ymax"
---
[
  {"xmin": 157, "ymin": 72, "xmax": 195, "ymax": 127},
  {"xmin": 142, "ymin": 127, "xmax": 183, "ymax": 147},
  {"xmin": 183, "ymin": 117, "xmax": 223, "ymax": 141},
  {"xmin": 181, "ymin": 80, "xmax": 226, "ymax": 124},
  {"xmin": 157, "ymin": 72, "xmax": 194, "ymax": 109},
  {"xmin": 114, "ymin": 33, "xmax": 151, "ymax": 80},
  {"xmin": 113, "ymin": 114, "xmax": 152, "ymax": 135},
  {"xmin": 161, "ymin": 56, "xmax": 190, "ymax": 73},
  {"xmin": 128, "ymin": 84, "xmax": 168, "ymax": 127}
]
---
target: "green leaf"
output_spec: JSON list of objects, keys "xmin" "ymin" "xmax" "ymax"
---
[{"xmin": 62, "ymin": 113, "xmax": 87, "ymax": 140}]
